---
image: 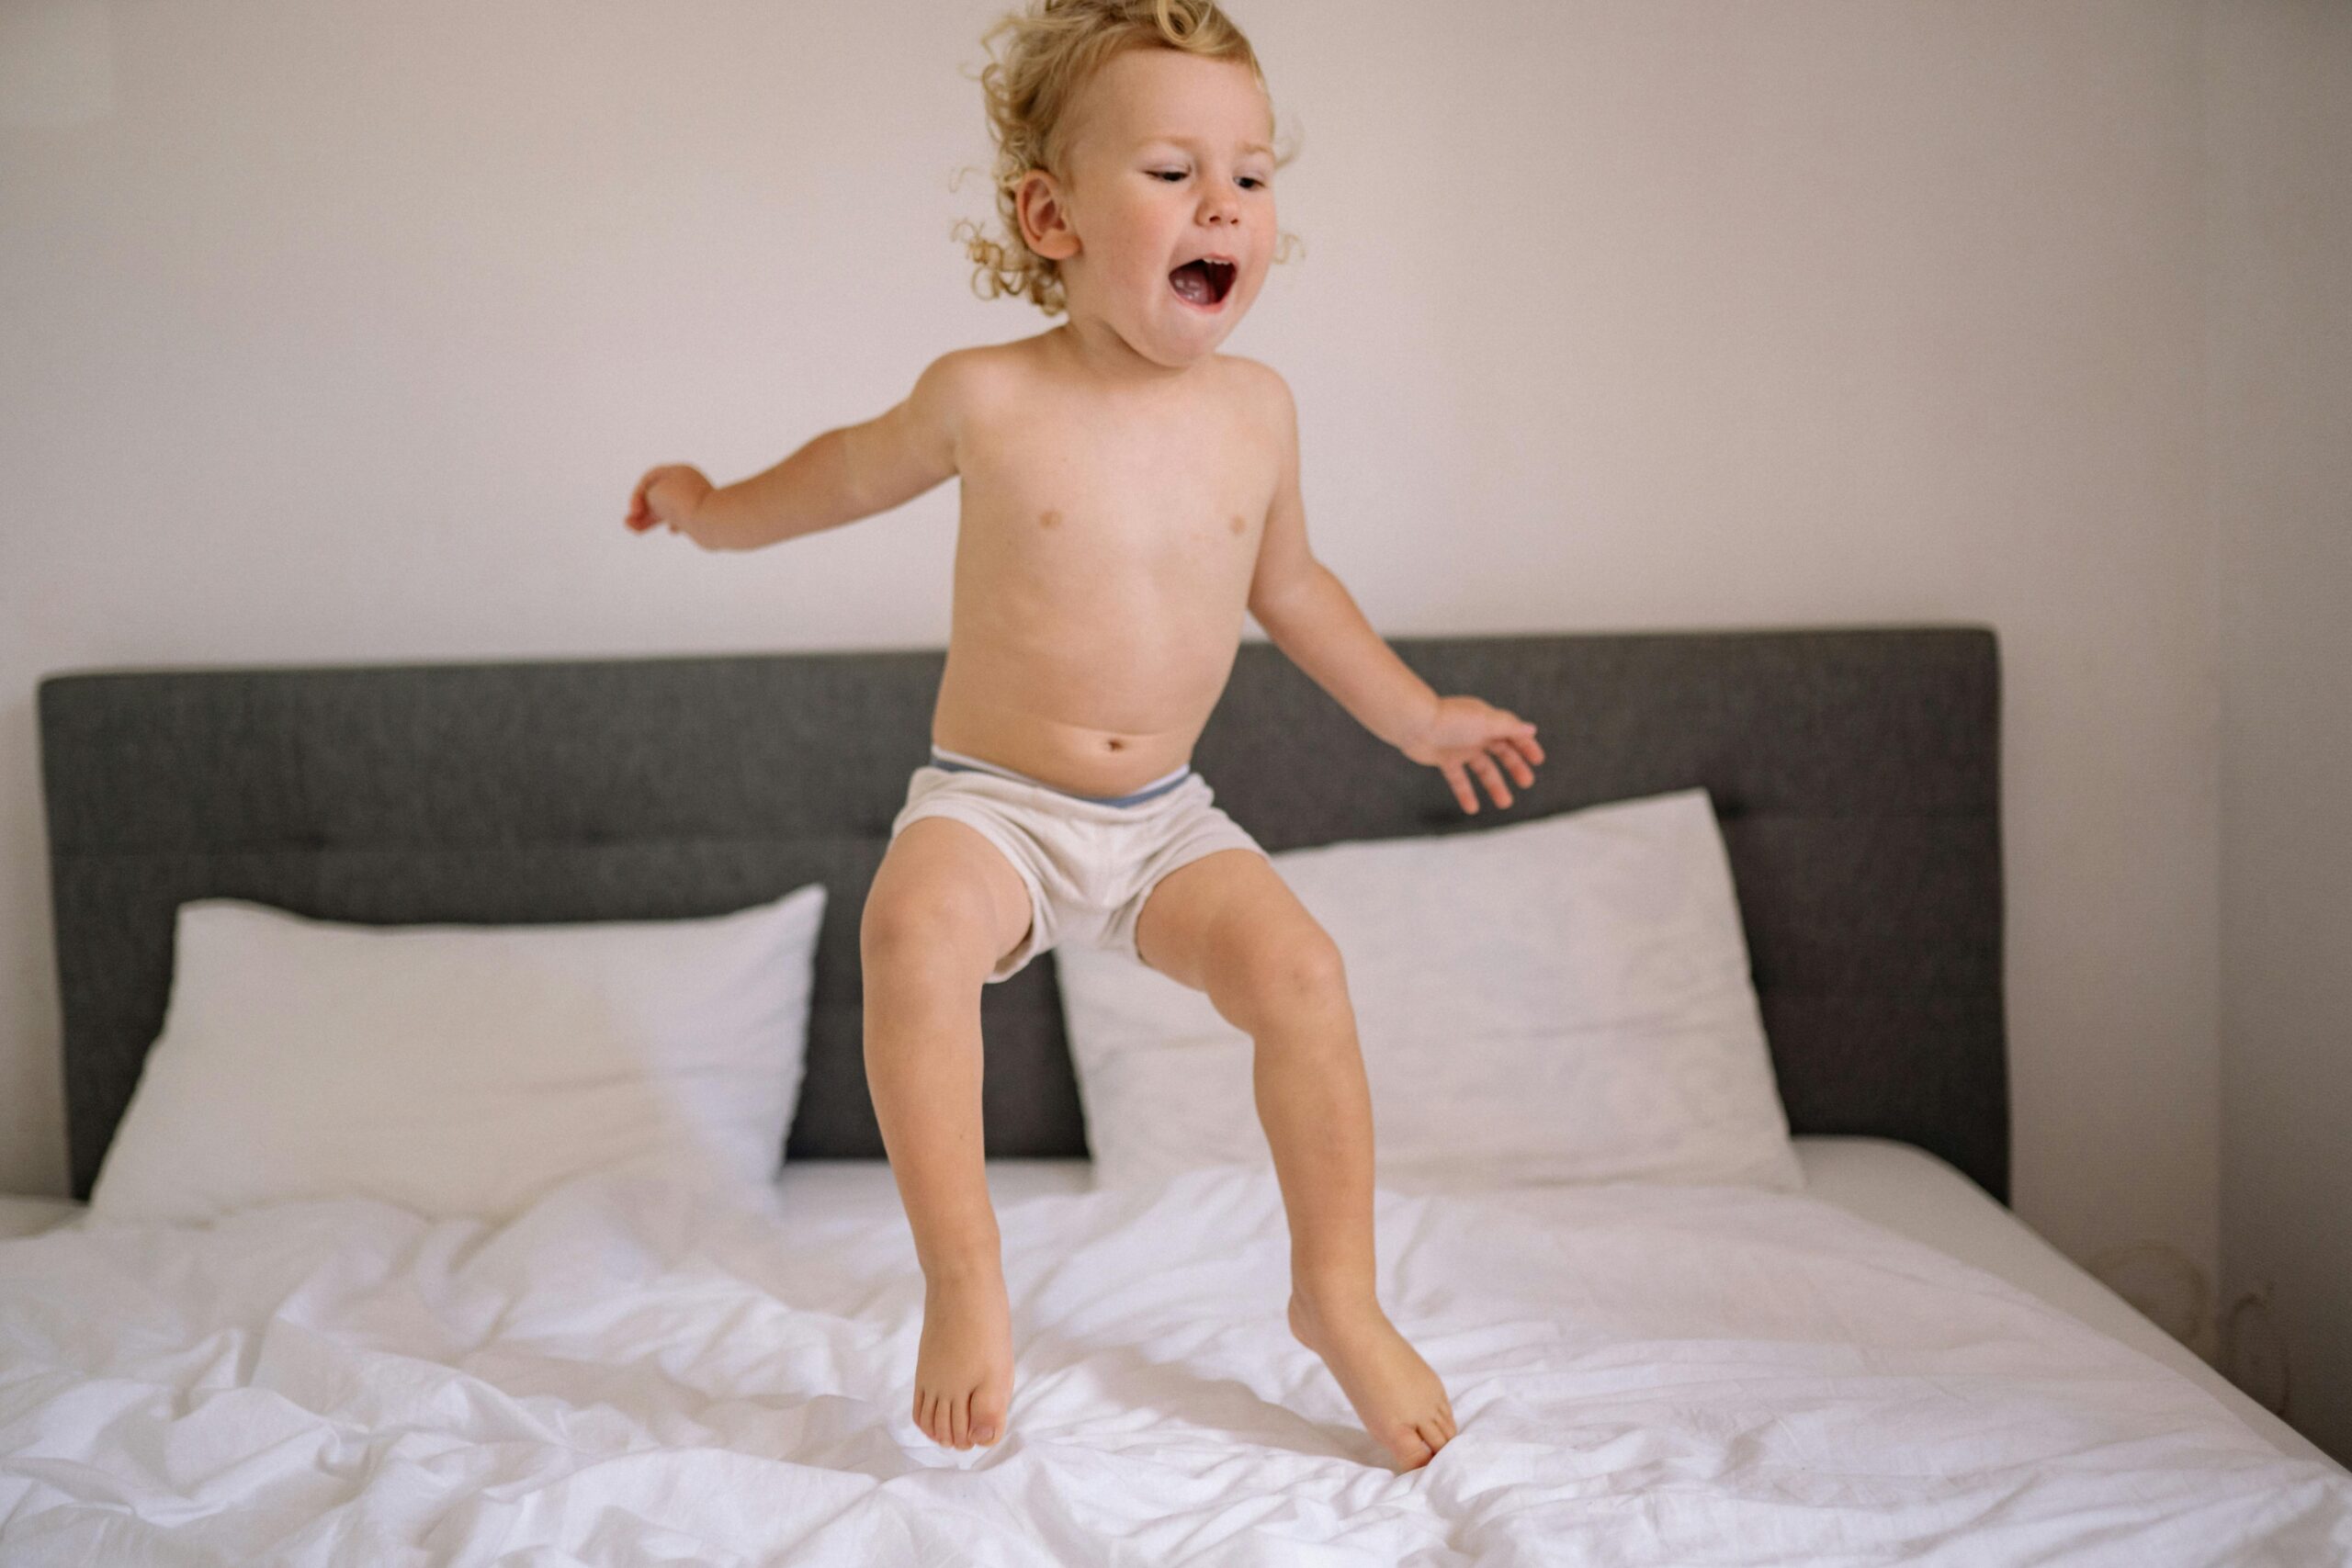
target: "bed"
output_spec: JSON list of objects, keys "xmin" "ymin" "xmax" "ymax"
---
[{"xmin": 9, "ymin": 626, "xmax": 2348, "ymax": 1565}]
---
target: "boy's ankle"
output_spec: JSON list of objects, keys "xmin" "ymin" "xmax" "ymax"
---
[
  {"xmin": 1290, "ymin": 1265, "xmax": 1380, "ymax": 1315},
  {"xmin": 922, "ymin": 1243, "xmax": 1004, "ymax": 1286}
]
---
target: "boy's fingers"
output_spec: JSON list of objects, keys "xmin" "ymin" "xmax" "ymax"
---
[
  {"xmin": 1442, "ymin": 761, "xmax": 1474, "ymax": 813},
  {"xmin": 1472, "ymin": 753, "xmax": 1511, "ymax": 807}
]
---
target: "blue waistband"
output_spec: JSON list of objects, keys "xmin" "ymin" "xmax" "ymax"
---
[{"xmin": 930, "ymin": 745, "xmax": 1193, "ymax": 807}]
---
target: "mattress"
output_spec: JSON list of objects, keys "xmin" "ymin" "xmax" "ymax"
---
[{"xmin": 4, "ymin": 1136, "xmax": 2346, "ymax": 1563}]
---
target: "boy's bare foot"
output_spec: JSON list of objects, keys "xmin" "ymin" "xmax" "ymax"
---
[
  {"xmin": 1288, "ymin": 1289, "xmax": 1458, "ymax": 1471},
  {"xmin": 913, "ymin": 1264, "xmax": 1015, "ymax": 1450}
]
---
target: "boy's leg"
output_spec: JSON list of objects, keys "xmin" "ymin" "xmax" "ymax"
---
[
  {"xmin": 1134, "ymin": 849, "xmax": 1376, "ymax": 1290},
  {"xmin": 1132, "ymin": 849, "xmax": 1459, "ymax": 1471},
  {"xmin": 863, "ymin": 815, "xmax": 1036, "ymax": 1451}
]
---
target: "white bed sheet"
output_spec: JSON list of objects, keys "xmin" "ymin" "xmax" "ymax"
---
[
  {"xmin": 786, "ymin": 1136, "xmax": 2345, "ymax": 1475},
  {"xmin": 4, "ymin": 1141, "xmax": 2348, "ymax": 1565}
]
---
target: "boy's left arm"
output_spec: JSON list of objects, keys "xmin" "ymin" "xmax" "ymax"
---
[{"xmin": 1244, "ymin": 369, "xmax": 1544, "ymax": 817}]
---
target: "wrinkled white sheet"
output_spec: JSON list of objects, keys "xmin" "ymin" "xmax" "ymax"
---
[{"xmin": 3, "ymin": 1161, "xmax": 2347, "ymax": 1566}]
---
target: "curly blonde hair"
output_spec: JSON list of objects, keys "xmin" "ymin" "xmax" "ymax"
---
[{"xmin": 950, "ymin": 0, "xmax": 1302, "ymax": 317}]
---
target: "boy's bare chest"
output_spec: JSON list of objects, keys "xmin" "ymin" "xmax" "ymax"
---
[{"xmin": 954, "ymin": 391, "xmax": 1276, "ymax": 604}]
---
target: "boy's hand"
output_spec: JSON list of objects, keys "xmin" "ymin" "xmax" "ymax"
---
[
  {"xmin": 625, "ymin": 464, "xmax": 715, "ymax": 543},
  {"xmin": 1399, "ymin": 695, "xmax": 1544, "ymax": 815}
]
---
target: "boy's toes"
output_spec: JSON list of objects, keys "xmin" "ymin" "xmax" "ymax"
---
[
  {"xmin": 917, "ymin": 1389, "xmax": 958, "ymax": 1448},
  {"xmin": 1386, "ymin": 1415, "xmax": 1457, "ymax": 1471},
  {"xmin": 911, "ymin": 1382, "xmax": 1013, "ymax": 1450}
]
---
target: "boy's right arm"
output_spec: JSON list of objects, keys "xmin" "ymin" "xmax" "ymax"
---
[{"xmin": 689, "ymin": 351, "xmax": 969, "ymax": 551}]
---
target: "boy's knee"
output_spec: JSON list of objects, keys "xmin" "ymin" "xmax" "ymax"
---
[
  {"xmin": 1218, "ymin": 926, "xmax": 1347, "ymax": 1026},
  {"xmin": 862, "ymin": 883, "xmax": 998, "ymax": 973}
]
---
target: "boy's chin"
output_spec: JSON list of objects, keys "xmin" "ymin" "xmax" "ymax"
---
[{"xmin": 1064, "ymin": 291, "xmax": 1239, "ymax": 367}]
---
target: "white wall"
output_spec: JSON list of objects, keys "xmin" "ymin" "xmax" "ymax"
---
[
  {"xmin": 0, "ymin": 0, "xmax": 2277, "ymax": 1401},
  {"xmin": 2205, "ymin": 1, "xmax": 2352, "ymax": 1467}
]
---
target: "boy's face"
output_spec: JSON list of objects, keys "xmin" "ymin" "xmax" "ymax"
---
[{"xmin": 1021, "ymin": 48, "xmax": 1276, "ymax": 368}]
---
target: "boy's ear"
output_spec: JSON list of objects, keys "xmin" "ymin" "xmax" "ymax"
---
[{"xmin": 1016, "ymin": 170, "xmax": 1080, "ymax": 261}]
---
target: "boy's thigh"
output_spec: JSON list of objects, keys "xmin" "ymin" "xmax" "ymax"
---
[
  {"xmin": 1133, "ymin": 847, "xmax": 1329, "ymax": 1001},
  {"xmin": 865, "ymin": 815, "xmax": 1035, "ymax": 976}
]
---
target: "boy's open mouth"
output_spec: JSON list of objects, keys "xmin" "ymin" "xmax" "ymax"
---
[{"xmin": 1169, "ymin": 257, "xmax": 1236, "ymax": 309}]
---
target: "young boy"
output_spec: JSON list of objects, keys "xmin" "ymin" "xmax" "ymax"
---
[{"xmin": 624, "ymin": 0, "xmax": 1541, "ymax": 1472}]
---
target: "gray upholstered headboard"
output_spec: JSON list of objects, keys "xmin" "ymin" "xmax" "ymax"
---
[{"xmin": 36, "ymin": 626, "xmax": 2008, "ymax": 1206}]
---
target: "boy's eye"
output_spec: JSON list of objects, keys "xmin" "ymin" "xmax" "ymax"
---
[{"xmin": 1151, "ymin": 170, "xmax": 1266, "ymax": 189}]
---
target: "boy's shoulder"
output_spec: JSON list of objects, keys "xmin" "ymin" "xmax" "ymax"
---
[
  {"xmin": 896, "ymin": 344, "xmax": 1013, "ymax": 460},
  {"xmin": 1213, "ymin": 355, "xmax": 1296, "ymax": 443},
  {"xmin": 917, "ymin": 341, "xmax": 1013, "ymax": 397},
  {"xmin": 1214, "ymin": 351, "xmax": 1283, "ymax": 394}
]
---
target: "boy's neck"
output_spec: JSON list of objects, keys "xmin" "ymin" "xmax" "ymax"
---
[{"xmin": 1045, "ymin": 318, "xmax": 1211, "ymax": 392}]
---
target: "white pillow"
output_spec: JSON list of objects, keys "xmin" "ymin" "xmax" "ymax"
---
[
  {"xmin": 88, "ymin": 885, "xmax": 828, "ymax": 1224},
  {"xmin": 1057, "ymin": 787, "xmax": 1804, "ymax": 1196}
]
